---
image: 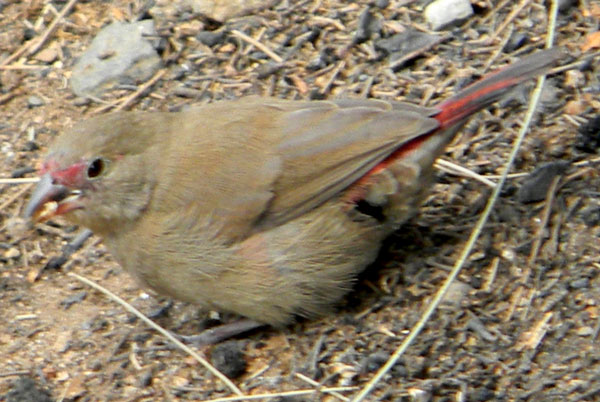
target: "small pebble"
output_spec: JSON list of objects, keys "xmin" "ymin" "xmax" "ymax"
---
[
  {"xmin": 564, "ymin": 100, "xmax": 587, "ymax": 115},
  {"xmin": 569, "ymin": 278, "xmax": 589, "ymax": 289},
  {"xmin": 353, "ymin": 7, "xmax": 377, "ymax": 44},
  {"xmin": 374, "ymin": 29, "xmax": 440, "ymax": 68},
  {"xmin": 210, "ymin": 340, "xmax": 247, "ymax": 378},
  {"xmin": 441, "ymin": 280, "xmax": 473, "ymax": 306},
  {"xmin": 60, "ymin": 291, "xmax": 87, "ymax": 309},
  {"xmin": 88, "ymin": 359, "xmax": 103, "ymax": 371},
  {"xmin": 196, "ymin": 30, "xmax": 226, "ymax": 47},
  {"xmin": 3, "ymin": 247, "xmax": 20, "ymax": 259},
  {"xmin": 564, "ymin": 69, "xmax": 585, "ymax": 89},
  {"xmin": 580, "ymin": 206, "xmax": 600, "ymax": 226},
  {"xmin": 34, "ymin": 47, "xmax": 58, "ymax": 64},
  {"xmin": 424, "ymin": 0, "xmax": 474, "ymax": 31},
  {"xmin": 504, "ymin": 33, "xmax": 529, "ymax": 52},
  {"xmin": 575, "ymin": 115, "xmax": 600, "ymax": 152},
  {"xmin": 44, "ymin": 255, "xmax": 68, "ymax": 270},
  {"xmin": 73, "ymin": 97, "xmax": 91, "ymax": 107},
  {"xmin": 256, "ymin": 62, "xmax": 285, "ymax": 79},
  {"xmin": 517, "ymin": 161, "xmax": 570, "ymax": 203},
  {"xmin": 23, "ymin": 28, "xmax": 36, "ymax": 40},
  {"xmin": 138, "ymin": 370, "xmax": 153, "ymax": 387},
  {"xmin": 466, "ymin": 316, "xmax": 496, "ymax": 342},
  {"xmin": 27, "ymin": 95, "xmax": 45, "ymax": 108},
  {"xmin": 576, "ymin": 326, "xmax": 594, "ymax": 336},
  {"xmin": 362, "ymin": 352, "xmax": 389, "ymax": 373},
  {"xmin": 306, "ymin": 47, "xmax": 336, "ymax": 71},
  {"xmin": 23, "ymin": 141, "xmax": 39, "ymax": 152},
  {"xmin": 11, "ymin": 166, "xmax": 35, "ymax": 177}
]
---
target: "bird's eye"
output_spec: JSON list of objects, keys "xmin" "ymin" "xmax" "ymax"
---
[{"xmin": 87, "ymin": 158, "xmax": 106, "ymax": 178}]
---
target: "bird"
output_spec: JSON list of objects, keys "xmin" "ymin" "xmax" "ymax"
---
[{"xmin": 26, "ymin": 48, "xmax": 563, "ymax": 343}]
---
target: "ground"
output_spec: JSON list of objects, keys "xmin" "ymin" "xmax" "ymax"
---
[{"xmin": 1, "ymin": 0, "xmax": 599, "ymax": 401}]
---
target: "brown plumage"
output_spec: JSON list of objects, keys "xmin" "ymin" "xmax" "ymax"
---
[{"xmin": 26, "ymin": 49, "xmax": 562, "ymax": 331}]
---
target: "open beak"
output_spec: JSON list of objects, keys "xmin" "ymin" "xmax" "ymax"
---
[{"xmin": 25, "ymin": 174, "xmax": 82, "ymax": 222}]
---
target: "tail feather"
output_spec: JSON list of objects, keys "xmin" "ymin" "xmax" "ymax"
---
[{"xmin": 435, "ymin": 48, "xmax": 565, "ymax": 128}]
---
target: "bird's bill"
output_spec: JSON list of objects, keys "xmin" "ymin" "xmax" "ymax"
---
[{"xmin": 25, "ymin": 174, "xmax": 82, "ymax": 222}]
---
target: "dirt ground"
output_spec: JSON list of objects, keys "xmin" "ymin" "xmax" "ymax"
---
[{"xmin": 1, "ymin": 0, "xmax": 600, "ymax": 401}]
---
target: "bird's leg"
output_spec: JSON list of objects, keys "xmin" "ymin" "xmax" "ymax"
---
[{"xmin": 178, "ymin": 318, "xmax": 265, "ymax": 345}]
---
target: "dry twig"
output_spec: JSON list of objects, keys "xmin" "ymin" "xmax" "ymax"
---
[
  {"xmin": 91, "ymin": 69, "xmax": 167, "ymax": 115},
  {"xmin": 231, "ymin": 29, "xmax": 283, "ymax": 63},
  {"xmin": 0, "ymin": 0, "xmax": 79, "ymax": 67}
]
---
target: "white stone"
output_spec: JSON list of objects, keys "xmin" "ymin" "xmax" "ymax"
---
[{"xmin": 424, "ymin": 0, "xmax": 474, "ymax": 31}]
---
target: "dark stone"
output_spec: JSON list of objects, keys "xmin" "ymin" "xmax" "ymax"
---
[
  {"xmin": 210, "ymin": 340, "xmax": 247, "ymax": 378},
  {"xmin": 516, "ymin": 161, "xmax": 570, "ymax": 203}
]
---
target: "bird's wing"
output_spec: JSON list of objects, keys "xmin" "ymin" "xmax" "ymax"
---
[
  {"xmin": 163, "ymin": 97, "xmax": 439, "ymax": 240},
  {"xmin": 255, "ymin": 97, "xmax": 440, "ymax": 229}
]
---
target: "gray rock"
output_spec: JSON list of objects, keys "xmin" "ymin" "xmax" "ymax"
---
[
  {"xmin": 424, "ymin": 0, "xmax": 474, "ymax": 31},
  {"xmin": 374, "ymin": 29, "xmax": 441, "ymax": 69},
  {"xmin": 375, "ymin": 30, "xmax": 439, "ymax": 55},
  {"xmin": 27, "ymin": 95, "xmax": 45, "ymax": 108},
  {"xmin": 374, "ymin": 0, "xmax": 390, "ymax": 9},
  {"xmin": 517, "ymin": 161, "xmax": 570, "ymax": 203},
  {"xmin": 353, "ymin": 7, "xmax": 380, "ymax": 44},
  {"xmin": 70, "ymin": 20, "xmax": 162, "ymax": 97}
]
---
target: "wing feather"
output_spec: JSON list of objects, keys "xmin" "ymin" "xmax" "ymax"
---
[{"xmin": 259, "ymin": 98, "xmax": 440, "ymax": 227}]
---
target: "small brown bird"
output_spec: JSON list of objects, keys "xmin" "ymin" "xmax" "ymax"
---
[{"xmin": 26, "ymin": 49, "xmax": 562, "ymax": 341}]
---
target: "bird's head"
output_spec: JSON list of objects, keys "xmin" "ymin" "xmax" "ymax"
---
[{"xmin": 25, "ymin": 112, "xmax": 163, "ymax": 235}]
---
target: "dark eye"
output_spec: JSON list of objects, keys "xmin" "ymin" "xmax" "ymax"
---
[{"xmin": 87, "ymin": 158, "xmax": 106, "ymax": 178}]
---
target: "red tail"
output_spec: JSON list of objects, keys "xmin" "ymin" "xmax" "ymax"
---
[
  {"xmin": 435, "ymin": 48, "xmax": 564, "ymax": 128},
  {"xmin": 347, "ymin": 48, "xmax": 564, "ymax": 201}
]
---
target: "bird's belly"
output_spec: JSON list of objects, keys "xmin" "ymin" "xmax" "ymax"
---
[{"xmin": 105, "ymin": 201, "xmax": 389, "ymax": 326}]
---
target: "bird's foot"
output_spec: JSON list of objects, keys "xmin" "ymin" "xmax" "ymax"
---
[{"xmin": 177, "ymin": 318, "xmax": 265, "ymax": 345}]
